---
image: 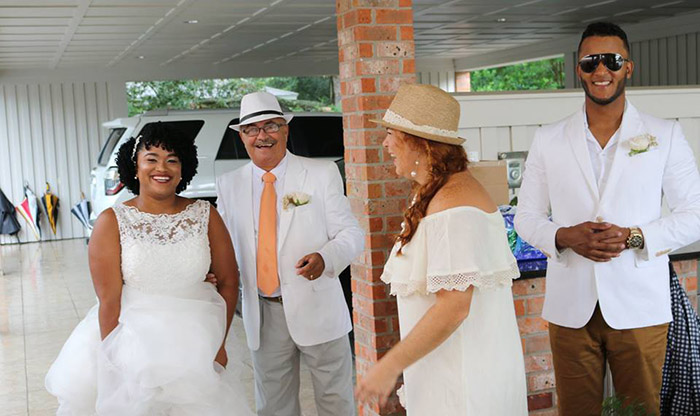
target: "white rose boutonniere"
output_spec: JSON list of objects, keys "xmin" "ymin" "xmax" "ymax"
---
[
  {"xmin": 628, "ymin": 133, "xmax": 658, "ymax": 156},
  {"xmin": 283, "ymin": 192, "xmax": 311, "ymax": 210}
]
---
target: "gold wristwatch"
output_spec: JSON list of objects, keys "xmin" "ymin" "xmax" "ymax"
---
[{"xmin": 626, "ymin": 227, "xmax": 644, "ymax": 249}]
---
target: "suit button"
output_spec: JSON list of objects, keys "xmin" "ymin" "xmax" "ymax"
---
[{"xmin": 595, "ymin": 216, "xmax": 604, "ymax": 222}]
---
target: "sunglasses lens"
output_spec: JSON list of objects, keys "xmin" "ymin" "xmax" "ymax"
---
[
  {"xmin": 602, "ymin": 53, "xmax": 624, "ymax": 71},
  {"xmin": 579, "ymin": 56, "xmax": 598, "ymax": 73}
]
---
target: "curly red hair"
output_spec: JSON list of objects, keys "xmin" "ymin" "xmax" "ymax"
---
[{"xmin": 397, "ymin": 131, "xmax": 468, "ymax": 253}]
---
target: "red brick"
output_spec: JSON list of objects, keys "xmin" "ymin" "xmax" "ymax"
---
[
  {"xmin": 402, "ymin": 58, "xmax": 415, "ymax": 73},
  {"xmin": 527, "ymin": 296, "xmax": 545, "ymax": 315},
  {"xmin": 386, "ymin": 215, "xmax": 403, "ymax": 233},
  {"xmin": 359, "ymin": 94, "xmax": 395, "ymax": 111},
  {"xmin": 347, "ymin": 180, "xmax": 382, "ymax": 199},
  {"xmin": 528, "ymin": 392, "xmax": 554, "ymax": 411},
  {"xmin": 361, "ymin": 77, "xmax": 376, "ymax": 93},
  {"xmin": 345, "ymin": 147, "xmax": 381, "ymax": 164},
  {"xmin": 384, "ymin": 180, "xmax": 411, "ymax": 197},
  {"xmin": 685, "ymin": 276, "xmax": 698, "ymax": 292},
  {"xmin": 353, "ymin": 0, "xmax": 399, "ymax": 7},
  {"xmin": 524, "ymin": 353, "xmax": 553, "ymax": 372},
  {"xmin": 367, "ymin": 198, "xmax": 405, "ymax": 216},
  {"xmin": 513, "ymin": 277, "xmax": 546, "ymax": 296},
  {"xmin": 514, "ymin": 299, "xmax": 526, "ymax": 316},
  {"xmin": 528, "ymin": 371, "xmax": 556, "ymax": 392},
  {"xmin": 339, "ymin": 61, "xmax": 354, "ymax": 79},
  {"xmin": 359, "ymin": 43, "xmax": 374, "ymax": 58},
  {"xmin": 525, "ymin": 334, "xmax": 551, "ymax": 354},
  {"xmin": 352, "ymin": 26, "xmax": 397, "ymax": 42},
  {"xmin": 400, "ymin": 26, "xmax": 414, "ymax": 40},
  {"xmin": 518, "ymin": 316, "xmax": 549, "ymax": 335},
  {"xmin": 375, "ymin": 9, "xmax": 413, "ymax": 24}
]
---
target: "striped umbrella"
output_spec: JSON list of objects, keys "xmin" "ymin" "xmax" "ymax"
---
[
  {"xmin": 15, "ymin": 184, "xmax": 41, "ymax": 240},
  {"xmin": 42, "ymin": 182, "xmax": 59, "ymax": 235}
]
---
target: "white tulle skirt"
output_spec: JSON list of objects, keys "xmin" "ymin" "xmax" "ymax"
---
[{"xmin": 45, "ymin": 283, "xmax": 254, "ymax": 416}]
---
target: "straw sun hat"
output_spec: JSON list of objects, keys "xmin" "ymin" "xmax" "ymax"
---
[{"xmin": 371, "ymin": 84, "xmax": 465, "ymax": 146}]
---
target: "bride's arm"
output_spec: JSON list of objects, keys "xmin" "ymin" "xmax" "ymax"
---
[
  {"xmin": 355, "ymin": 288, "xmax": 474, "ymax": 407},
  {"xmin": 88, "ymin": 209, "xmax": 123, "ymax": 340},
  {"xmin": 208, "ymin": 205, "xmax": 240, "ymax": 365}
]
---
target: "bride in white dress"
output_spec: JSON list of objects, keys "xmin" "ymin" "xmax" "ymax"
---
[
  {"xmin": 45, "ymin": 123, "xmax": 253, "ymax": 416},
  {"xmin": 355, "ymin": 85, "xmax": 528, "ymax": 415}
]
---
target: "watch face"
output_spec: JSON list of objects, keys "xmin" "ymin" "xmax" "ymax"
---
[{"xmin": 629, "ymin": 235, "xmax": 643, "ymax": 248}]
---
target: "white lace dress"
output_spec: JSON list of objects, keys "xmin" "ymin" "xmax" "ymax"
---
[
  {"xmin": 382, "ymin": 207, "xmax": 528, "ymax": 415},
  {"xmin": 45, "ymin": 200, "xmax": 253, "ymax": 416}
]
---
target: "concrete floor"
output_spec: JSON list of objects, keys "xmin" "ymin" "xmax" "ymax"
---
[{"xmin": 0, "ymin": 239, "xmax": 322, "ymax": 416}]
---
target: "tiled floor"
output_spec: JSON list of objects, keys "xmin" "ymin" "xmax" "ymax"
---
[{"xmin": 0, "ymin": 239, "xmax": 321, "ymax": 416}]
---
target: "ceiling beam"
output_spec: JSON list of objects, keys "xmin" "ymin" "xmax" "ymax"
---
[{"xmin": 50, "ymin": 0, "xmax": 93, "ymax": 69}]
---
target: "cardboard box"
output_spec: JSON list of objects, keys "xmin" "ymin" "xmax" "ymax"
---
[{"xmin": 468, "ymin": 160, "xmax": 509, "ymax": 206}]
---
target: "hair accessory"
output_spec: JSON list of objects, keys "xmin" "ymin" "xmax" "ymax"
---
[{"xmin": 131, "ymin": 135, "xmax": 142, "ymax": 162}]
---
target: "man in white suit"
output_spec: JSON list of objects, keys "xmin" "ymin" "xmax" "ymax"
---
[
  {"xmin": 216, "ymin": 92, "xmax": 364, "ymax": 416},
  {"xmin": 515, "ymin": 22, "xmax": 700, "ymax": 415}
]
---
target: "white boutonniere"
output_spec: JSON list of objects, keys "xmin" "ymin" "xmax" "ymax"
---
[
  {"xmin": 627, "ymin": 134, "xmax": 658, "ymax": 156},
  {"xmin": 283, "ymin": 192, "xmax": 311, "ymax": 210}
]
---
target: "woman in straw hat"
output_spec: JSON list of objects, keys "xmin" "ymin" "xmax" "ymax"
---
[{"xmin": 355, "ymin": 84, "xmax": 528, "ymax": 415}]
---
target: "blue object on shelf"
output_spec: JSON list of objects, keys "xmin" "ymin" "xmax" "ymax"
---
[{"xmin": 499, "ymin": 205, "xmax": 547, "ymax": 262}]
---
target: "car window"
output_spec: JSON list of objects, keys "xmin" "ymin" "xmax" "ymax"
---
[
  {"xmin": 288, "ymin": 116, "xmax": 343, "ymax": 158},
  {"xmin": 216, "ymin": 116, "xmax": 343, "ymax": 160},
  {"xmin": 97, "ymin": 128, "xmax": 126, "ymax": 166}
]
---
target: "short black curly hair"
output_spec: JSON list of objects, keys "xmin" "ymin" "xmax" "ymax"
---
[{"xmin": 115, "ymin": 121, "xmax": 198, "ymax": 195}]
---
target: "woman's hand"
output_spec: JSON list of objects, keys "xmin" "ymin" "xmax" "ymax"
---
[
  {"xmin": 355, "ymin": 360, "xmax": 401, "ymax": 408},
  {"xmin": 204, "ymin": 272, "xmax": 218, "ymax": 287},
  {"xmin": 215, "ymin": 346, "xmax": 228, "ymax": 368}
]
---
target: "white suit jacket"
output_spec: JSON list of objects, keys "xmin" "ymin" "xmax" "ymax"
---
[
  {"xmin": 514, "ymin": 102, "xmax": 700, "ymax": 330},
  {"xmin": 216, "ymin": 153, "xmax": 364, "ymax": 349}
]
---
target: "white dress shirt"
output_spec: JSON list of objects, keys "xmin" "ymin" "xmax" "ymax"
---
[{"xmin": 583, "ymin": 108, "xmax": 621, "ymax": 192}]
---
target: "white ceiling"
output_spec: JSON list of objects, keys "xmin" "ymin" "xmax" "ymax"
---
[{"xmin": 0, "ymin": 0, "xmax": 699, "ymax": 78}]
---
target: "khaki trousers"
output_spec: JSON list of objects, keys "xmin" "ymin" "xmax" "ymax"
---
[{"xmin": 549, "ymin": 305, "xmax": 668, "ymax": 416}]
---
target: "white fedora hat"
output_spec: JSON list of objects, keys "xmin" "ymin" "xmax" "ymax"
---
[{"xmin": 229, "ymin": 91, "xmax": 294, "ymax": 131}]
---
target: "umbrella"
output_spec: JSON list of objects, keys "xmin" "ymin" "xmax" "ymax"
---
[
  {"xmin": 42, "ymin": 182, "xmax": 59, "ymax": 235},
  {"xmin": 0, "ymin": 187, "xmax": 21, "ymax": 237},
  {"xmin": 71, "ymin": 192, "xmax": 92, "ymax": 231},
  {"xmin": 16, "ymin": 184, "xmax": 41, "ymax": 240},
  {"xmin": 660, "ymin": 263, "xmax": 700, "ymax": 415}
]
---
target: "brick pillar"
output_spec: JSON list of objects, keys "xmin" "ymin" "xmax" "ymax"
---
[{"xmin": 336, "ymin": 1, "xmax": 415, "ymax": 415}]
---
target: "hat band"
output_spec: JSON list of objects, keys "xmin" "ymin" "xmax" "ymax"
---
[
  {"xmin": 383, "ymin": 109, "xmax": 458, "ymax": 139},
  {"xmin": 239, "ymin": 110, "xmax": 284, "ymax": 124}
]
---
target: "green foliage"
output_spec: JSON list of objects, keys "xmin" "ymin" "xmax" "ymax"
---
[
  {"xmin": 601, "ymin": 395, "xmax": 655, "ymax": 416},
  {"xmin": 470, "ymin": 57, "xmax": 565, "ymax": 92},
  {"xmin": 126, "ymin": 76, "xmax": 336, "ymax": 117}
]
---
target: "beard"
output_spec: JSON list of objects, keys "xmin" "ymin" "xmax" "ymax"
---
[{"xmin": 580, "ymin": 75, "xmax": 626, "ymax": 106}]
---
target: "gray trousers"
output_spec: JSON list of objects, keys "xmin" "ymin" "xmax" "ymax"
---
[{"xmin": 252, "ymin": 298, "xmax": 355, "ymax": 416}]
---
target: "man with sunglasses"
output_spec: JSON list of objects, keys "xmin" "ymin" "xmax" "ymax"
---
[
  {"xmin": 515, "ymin": 22, "xmax": 700, "ymax": 415},
  {"xmin": 215, "ymin": 91, "xmax": 364, "ymax": 415}
]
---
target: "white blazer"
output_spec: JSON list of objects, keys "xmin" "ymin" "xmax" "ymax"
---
[
  {"xmin": 216, "ymin": 153, "xmax": 364, "ymax": 349},
  {"xmin": 515, "ymin": 102, "xmax": 700, "ymax": 330}
]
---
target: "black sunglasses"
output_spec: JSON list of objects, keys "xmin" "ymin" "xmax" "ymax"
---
[{"xmin": 578, "ymin": 53, "xmax": 629, "ymax": 73}]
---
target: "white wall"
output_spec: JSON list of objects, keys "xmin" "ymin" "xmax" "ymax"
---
[
  {"xmin": 0, "ymin": 81, "xmax": 127, "ymax": 244},
  {"xmin": 416, "ymin": 58, "xmax": 456, "ymax": 92},
  {"xmin": 454, "ymin": 87, "xmax": 700, "ymax": 163}
]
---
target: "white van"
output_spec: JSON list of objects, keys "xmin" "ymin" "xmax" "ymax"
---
[{"xmin": 90, "ymin": 108, "xmax": 345, "ymax": 223}]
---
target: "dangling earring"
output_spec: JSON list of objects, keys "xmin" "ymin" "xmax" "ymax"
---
[{"xmin": 410, "ymin": 160, "xmax": 419, "ymax": 178}]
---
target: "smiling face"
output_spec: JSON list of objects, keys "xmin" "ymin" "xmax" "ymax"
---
[
  {"xmin": 135, "ymin": 145, "xmax": 182, "ymax": 199},
  {"xmin": 577, "ymin": 35, "xmax": 633, "ymax": 106},
  {"xmin": 382, "ymin": 128, "xmax": 427, "ymax": 182},
  {"xmin": 239, "ymin": 117, "xmax": 289, "ymax": 171}
]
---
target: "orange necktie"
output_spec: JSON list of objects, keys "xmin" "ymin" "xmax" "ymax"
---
[{"xmin": 257, "ymin": 172, "xmax": 279, "ymax": 295}]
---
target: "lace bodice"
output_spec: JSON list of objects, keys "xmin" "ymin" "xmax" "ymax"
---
[{"xmin": 112, "ymin": 200, "xmax": 211, "ymax": 293}]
